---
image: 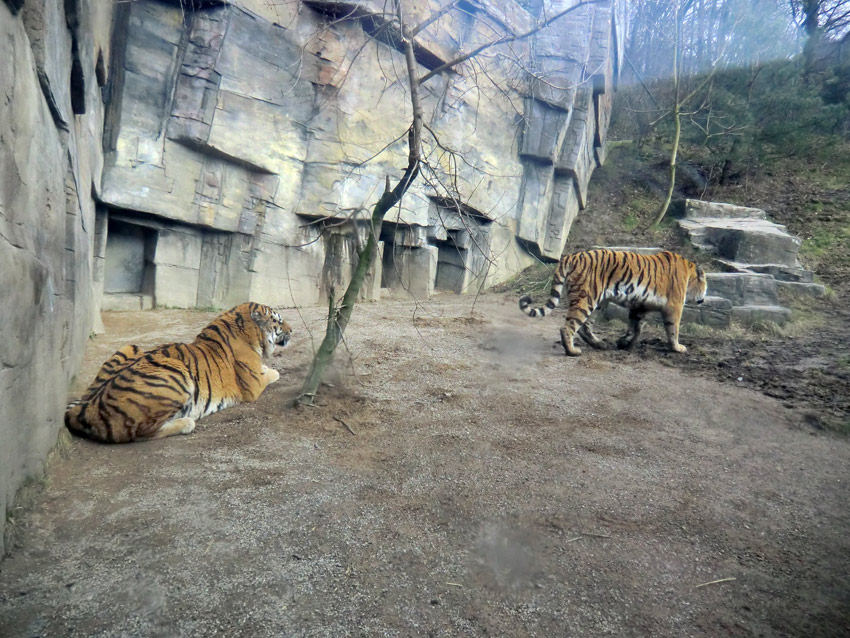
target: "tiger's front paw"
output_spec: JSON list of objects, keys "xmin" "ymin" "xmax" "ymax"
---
[
  {"xmin": 671, "ymin": 343, "xmax": 687, "ymax": 354},
  {"xmin": 266, "ymin": 368, "xmax": 280, "ymax": 383},
  {"xmin": 616, "ymin": 336, "xmax": 635, "ymax": 350}
]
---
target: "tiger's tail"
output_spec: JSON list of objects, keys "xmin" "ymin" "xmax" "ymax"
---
[
  {"xmin": 519, "ymin": 259, "xmax": 570, "ymax": 318},
  {"xmin": 65, "ymin": 400, "xmax": 96, "ymax": 440}
]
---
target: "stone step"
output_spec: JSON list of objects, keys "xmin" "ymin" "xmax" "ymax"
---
[
  {"xmin": 603, "ymin": 296, "xmax": 732, "ymax": 329},
  {"xmin": 684, "ymin": 199, "xmax": 767, "ymax": 219},
  {"xmin": 706, "ymin": 272, "xmax": 780, "ymax": 306},
  {"xmin": 731, "ymin": 304, "xmax": 792, "ymax": 325},
  {"xmin": 716, "ymin": 259, "xmax": 814, "ymax": 283},
  {"xmin": 775, "ymin": 281, "xmax": 828, "ymax": 298},
  {"xmin": 102, "ymin": 293, "xmax": 154, "ymax": 312},
  {"xmin": 679, "ymin": 217, "xmax": 801, "ymax": 267},
  {"xmin": 592, "ymin": 245, "xmax": 664, "ymax": 255}
]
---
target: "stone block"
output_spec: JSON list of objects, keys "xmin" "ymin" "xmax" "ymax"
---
[
  {"xmin": 707, "ymin": 273, "xmax": 780, "ymax": 307},
  {"xmin": 248, "ymin": 239, "xmax": 324, "ymax": 308},
  {"xmin": 383, "ymin": 245, "xmax": 438, "ymax": 300},
  {"xmin": 775, "ymin": 281, "xmax": 827, "ymax": 298},
  {"xmin": 592, "ymin": 246, "xmax": 664, "ymax": 255},
  {"xmin": 520, "ymin": 98, "xmax": 570, "ymax": 162},
  {"xmin": 744, "ymin": 263, "xmax": 814, "ymax": 283},
  {"xmin": 154, "ymin": 228, "xmax": 203, "ymax": 269},
  {"xmin": 731, "ymin": 305, "xmax": 792, "ymax": 325},
  {"xmin": 555, "ymin": 87, "xmax": 595, "ymax": 208},
  {"xmin": 688, "ymin": 219, "xmax": 802, "ymax": 267},
  {"xmin": 543, "ymin": 176, "xmax": 580, "ymax": 258},
  {"xmin": 102, "ymin": 293, "xmax": 154, "ymax": 312},
  {"xmin": 154, "ymin": 264, "xmax": 200, "ymax": 308},
  {"xmin": 684, "ymin": 199, "xmax": 766, "ymax": 219},
  {"xmin": 395, "ymin": 225, "xmax": 429, "ymax": 248},
  {"xmin": 517, "ymin": 162, "xmax": 555, "ymax": 255}
]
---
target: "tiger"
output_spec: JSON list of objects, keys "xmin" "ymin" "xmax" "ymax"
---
[
  {"xmin": 519, "ymin": 249, "xmax": 707, "ymax": 356},
  {"xmin": 65, "ymin": 302, "xmax": 292, "ymax": 443}
]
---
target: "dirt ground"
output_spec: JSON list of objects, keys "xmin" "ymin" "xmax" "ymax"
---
[{"xmin": 1, "ymin": 293, "xmax": 850, "ymax": 637}]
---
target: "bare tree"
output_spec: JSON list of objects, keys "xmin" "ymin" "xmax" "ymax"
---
[
  {"xmin": 296, "ymin": 0, "xmax": 606, "ymax": 406},
  {"xmin": 790, "ymin": 0, "xmax": 850, "ymax": 73}
]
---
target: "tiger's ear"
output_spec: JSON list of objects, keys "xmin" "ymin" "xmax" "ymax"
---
[{"xmin": 251, "ymin": 310, "xmax": 264, "ymax": 323}]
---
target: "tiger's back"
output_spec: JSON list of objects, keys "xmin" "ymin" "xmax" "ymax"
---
[
  {"xmin": 65, "ymin": 303, "xmax": 292, "ymax": 443},
  {"xmin": 519, "ymin": 249, "xmax": 707, "ymax": 355}
]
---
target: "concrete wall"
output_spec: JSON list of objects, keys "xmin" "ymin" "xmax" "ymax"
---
[{"xmin": 0, "ymin": 0, "xmax": 114, "ymax": 554}]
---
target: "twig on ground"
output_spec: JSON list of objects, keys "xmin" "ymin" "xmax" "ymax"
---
[
  {"xmin": 695, "ymin": 577, "xmax": 737, "ymax": 588},
  {"xmin": 333, "ymin": 415, "xmax": 357, "ymax": 435}
]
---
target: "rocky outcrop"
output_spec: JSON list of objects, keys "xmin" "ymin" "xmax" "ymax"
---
[
  {"xmin": 679, "ymin": 199, "xmax": 825, "ymax": 324},
  {"xmin": 96, "ymin": 0, "xmax": 627, "ymax": 310},
  {"xmin": 0, "ymin": 0, "xmax": 113, "ymax": 554}
]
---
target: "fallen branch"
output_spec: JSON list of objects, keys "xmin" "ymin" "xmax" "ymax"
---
[
  {"xmin": 695, "ymin": 577, "xmax": 736, "ymax": 589},
  {"xmin": 333, "ymin": 415, "xmax": 356, "ymax": 435}
]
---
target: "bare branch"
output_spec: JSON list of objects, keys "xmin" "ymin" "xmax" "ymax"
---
[
  {"xmin": 409, "ymin": 0, "xmax": 463, "ymax": 38},
  {"xmin": 418, "ymin": 0, "xmax": 608, "ymax": 86}
]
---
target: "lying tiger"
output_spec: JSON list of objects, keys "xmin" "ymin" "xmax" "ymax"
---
[
  {"xmin": 65, "ymin": 302, "xmax": 292, "ymax": 443},
  {"xmin": 519, "ymin": 249, "xmax": 707, "ymax": 356}
]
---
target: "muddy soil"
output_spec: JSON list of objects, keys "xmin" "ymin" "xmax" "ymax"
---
[
  {"xmin": 1, "ymin": 294, "xmax": 849, "ymax": 637},
  {"xmin": 581, "ymin": 295, "xmax": 850, "ymax": 434}
]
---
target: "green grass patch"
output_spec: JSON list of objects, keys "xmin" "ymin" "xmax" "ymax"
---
[
  {"xmin": 493, "ymin": 262, "xmax": 554, "ymax": 297},
  {"xmin": 799, "ymin": 225, "xmax": 850, "ymax": 260}
]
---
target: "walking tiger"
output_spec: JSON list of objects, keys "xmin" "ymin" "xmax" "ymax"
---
[{"xmin": 519, "ymin": 249, "xmax": 707, "ymax": 356}]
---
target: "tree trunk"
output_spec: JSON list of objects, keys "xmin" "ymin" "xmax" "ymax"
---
[
  {"xmin": 652, "ymin": 2, "xmax": 681, "ymax": 227},
  {"xmin": 296, "ymin": 4, "xmax": 422, "ymax": 406}
]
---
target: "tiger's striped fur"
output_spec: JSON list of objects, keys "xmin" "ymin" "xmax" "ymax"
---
[
  {"xmin": 65, "ymin": 302, "xmax": 292, "ymax": 443},
  {"xmin": 519, "ymin": 249, "xmax": 707, "ymax": 356}
]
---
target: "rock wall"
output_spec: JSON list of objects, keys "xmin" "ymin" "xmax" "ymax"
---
[
  {"xmin": 97, "ymin": 0, "xmax": 627, "ymax": 310},
  {"xmin": 1, "ymin": 0, "xmax": 626, "ymax": 553},
  {"xmin": 0, "ymin": 0, "xmax": 114, "ymax": 553}
]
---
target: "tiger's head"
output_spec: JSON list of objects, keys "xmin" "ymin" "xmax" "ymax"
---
[
  {"xmin": 204, "ymin": 303, "xmax": 292, "ymax": 357},
  {"xmin": 688, "ymin": 264, "xmax": 708, "ymax": 305},
  {"xmin": 248, "ymin": 304, "xmax": 293, "ymax": 357}
]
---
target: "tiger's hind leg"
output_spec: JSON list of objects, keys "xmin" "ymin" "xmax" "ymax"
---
[
  {"xmin": 150, "ymin": 417, "xmax": 196, "ymax": 440},
  {"xmin": 560, "ymin": 291, "xmax": 596, "ymax": 356},
  {"xmin": 617, "ymin": 309, "xmax": 647, "ymax": 350},
  {"xmin": 577, "ymin": 319, "xmax": 607, "ymax": 350}
]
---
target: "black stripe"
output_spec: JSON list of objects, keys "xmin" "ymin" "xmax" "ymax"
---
[
  {"xmin": 143, "ymin": 363, "xmax": 191, "ymax": 396},
  {"xmin": 202, "ymin": 370, "xmax": 212, "ymax": 415},
  {"xmin": 108, "ymin": 381, "xmax": 165, "ymax": 400}
]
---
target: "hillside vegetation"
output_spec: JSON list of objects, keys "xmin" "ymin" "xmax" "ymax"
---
[
  {"xmin": 509, "ymin": 53, "xmax": 850, "ymax": 433},
  {"xmin": 569, "ymin": 57, "xmax": 850, "ymax": 286}
]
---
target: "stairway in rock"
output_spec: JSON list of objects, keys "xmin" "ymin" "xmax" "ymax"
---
[
  {"xmin": 599, "ymin": 199, "xmax": 824, "ymax": 329},
  {"xmin": 678, "ymin": 199, "xmax": 825, "ymax": 325}
]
